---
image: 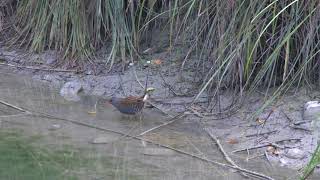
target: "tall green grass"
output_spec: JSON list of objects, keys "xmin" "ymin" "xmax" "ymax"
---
[
  {"xmin": 4, "ymin": 1, "xmax": 320, "ymax": 176},
  {"xmin": 5, "ymin": 0, "xmax": 320, "ymax": 104},
  {"xmin": 301, "ymin": 144, "xmax": 320, "ymax": 179},
  {"xmin": 10, "ymin": 0, "xmax": 162, "ymax": 67}
]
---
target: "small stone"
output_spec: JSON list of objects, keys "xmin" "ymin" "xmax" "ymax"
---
[
  {"xmin": 279, "ymin": 158, "xmax": 288, "ymax": 166},
  {"xmin": 48, "ymin": 124, "xmax": 61, "ymax": 131},
  {"xmin": 303, "ymin": 101, "xmax": 320, "ymax": 121},
  {"xmin": 285, "ymin": 148, "xmax": 305, "ymax": 159},
  {"xmin": 60, "ymin": 80, "xmax": 83, "ymax": 101}
]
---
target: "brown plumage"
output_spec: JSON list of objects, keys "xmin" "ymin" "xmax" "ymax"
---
[
  {"xmin": 108, "ymin": 95, "xmax": 145, "ymax": 115},
  {"xmin": 107, "ymin": 85, "xmax": 154, "ymax": 115}
]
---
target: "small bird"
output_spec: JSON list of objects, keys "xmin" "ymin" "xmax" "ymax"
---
[{"xmin": 107, "ymin": 88, "xmax": 155, "ymax": 115}]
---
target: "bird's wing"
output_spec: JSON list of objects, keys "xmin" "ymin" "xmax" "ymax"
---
[{"xmin": 120, "ymin": 96, "xmax": 143, "ymax": 106}]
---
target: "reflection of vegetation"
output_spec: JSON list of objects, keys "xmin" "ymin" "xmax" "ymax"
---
[
  {"xmin": 301, "ymin": 144, "xmax": 320, "ymax": 180},
  {"xmin": 0, "ymin": 130, "xmax": 140, "ymax": 180},
  {"xmin": 0, "ymin": 131, "xmax": 76, "ymax": 179}
]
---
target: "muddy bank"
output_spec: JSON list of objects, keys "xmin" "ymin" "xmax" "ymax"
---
[
  {"xmin": 0, "ymin": 46, "xmax": 200, "ymax": 112},
  {"xmin": 1, "ymin": 46, "xmax": 320, "ymax": 177}
]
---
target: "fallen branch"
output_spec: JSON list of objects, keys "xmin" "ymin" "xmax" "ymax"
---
[
  {"xmin": 138, "ymin": 113, "xmax": 186, "ymax": 136},
  {"xmin": 146, "ymin": 100, "xmax": 174, "ymax": 118},
  {"xmin": 264, "ymin": 151, "xmax": 273, "ymax": 166},
  {"xmin": 29, "ymin": 111, "xmax": 274, "ymax": 180},
  {"xmin": 289, "ymin": 125, "xmax": 311, "ymax": 132},
  {"xmin": 245, "ymin": 130, "xmax": 278, "ymax": 137},
  {"xmin": 0, "ymin": 113, "xmax": 30, "ymax": 118},
  {"xmin": 232, "ymin": 143, "xmax": 280, "ymax": 153},
  {"xmin": 0, "ymin": 99, "xmax": 31, "ymax": 113},
  {"xmin": 257, "ymin": 108, "xmax": 275, "ymax": 136},
  {"xmin": 232, "ymin": 138, "xmax": 302, "ymax": 153},
  {"xmin": 0, "ymin": 62, "xmax": 79, "ymax": 73},
  {"xmin": 186, "ymin": 106, "xmax": 204, "ymax": 118},
  {"xmin": 0, "ymin": 100, "xmax": 274, "ymax": 179},
  {"xmin": 203, "ymin": 127, "xmax": 250, "ymax": 178},
  {"xmin": 293, "ymin": 120, "xmax": 312, "ymax": 126}
]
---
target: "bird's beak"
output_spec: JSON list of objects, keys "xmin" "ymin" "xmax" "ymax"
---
[{"xmin": 143, "ymin": 94, "xmax": 149, "ymax": 102}]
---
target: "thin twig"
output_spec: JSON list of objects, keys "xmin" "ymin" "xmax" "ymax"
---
[
  {"xmin": 203, "ymin": 127, "xmax": 250, "ymax": 178},
  {"xmin": 264, "ymin": 151, "xmax": 273, "ymax": 166},
  {"xmin": 0, "ymin": 62, "xmax": 79, "ymax": 72},
  {"xmin": 131, "ymin": 65, "xmax": 145, "ymax": 89},
  {"xmin": 289, "ymin": 125, "xmax": 311, "ymax": 132},
  {"xmin": 185, "ymin": 137, "xmax": 205, "ymax": 157},
  {"xmin": 232, "ymin": 138, "xmax": 302, "ymax": 153},
  {"xmin": 146, "ymin": 100, "xmax": 174, "ymax": 117},
  {"xmin": 281, "ymin": 110, "xmax": 294, "ymax": 123},
  {"xmin": 28, "ymin": 111, "xmax": 274, "ymax": 180},
  {"xmin": 0, "ymin": 99, "xmax": 31, "ymax": 113},
  {"xmin": 138, "ymin": 113, "xmax": 186, "ymax": 136},
  {"xmin": 0, "ymin": 101, "xmax": 274, "ymax": 179},
  {"xmin": 293, "ymin": 120, "xmax": 312, "ymax": 126},
  {"xmin": 257, "ymin": 108, "xmax": 275, "ymax": 136},
  {"xmin": 246, "ymin": 130, "xmax": 278, "ymax": 137},
  {"xmin": 186, "ymin": 106, "xmax": 204, "ymax": 118},
  {"xmin": 157, "ymin": 68, "xmax": 185, "ymax": 96},
  {"xmin": 0, "ymin": 113, "xmax": 29, "ymax": 118},
  {"xmin": 273, "ymin": 138, "xmax": 302, "ymax": 143},
  {"xmin": 232, "ymin": 144, "xmax": 279, "ymax": 153}
]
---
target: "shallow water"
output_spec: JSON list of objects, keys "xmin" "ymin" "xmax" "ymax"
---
[{"xmin": 0, "ymin": 69, "xmax": 319, "ymax": 180}]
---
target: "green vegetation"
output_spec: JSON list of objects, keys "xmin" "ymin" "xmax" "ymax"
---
[
  {"xmin": 0, "ymin": 131, "xmax": 76, "ymax": 179},
  {"xmin": 0, "ymin": 130, "xmax": 140, "ymax": 180},
  {"xmin": 301, "ymin": 144, "xmax": 320, "ymax": 179},
  {"xmin": 0, "ymin": 0, "xmax": 317, "ymax": 98},
  {"xmin": 1, "ymin": 0, "xmax": 320, "ymax": 177}
]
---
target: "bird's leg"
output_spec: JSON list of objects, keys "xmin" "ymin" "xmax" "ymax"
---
[
  {"xmin": 139, "ymin": 111, "xmax": 147, "ymax": 147},
  {"xmin": 138, "ymin": 112, "xmax": 142, "ymax": 131}
]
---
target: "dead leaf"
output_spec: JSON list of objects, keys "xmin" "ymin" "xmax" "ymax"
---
[
  {"xmin": 266, "ymin": 146, "xmax": 280, "ymax": 155},
  {"xmin": 153, "ymin": 59, "xmax": 162, "ymax": 65},
  {"xmin": 266, "ymin": 146, "xmax": 275, "ymax": 153},
  {"xmin": 273, "ymin": 149, "xmax": 281, "ymax": 155},
  {"xmin": 227, "ymin": 138, "xmax": 239, "ymax": 144},
  {"xmin": 256, "ymin": 118, "xmax": 265, "ymax": 124}
]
